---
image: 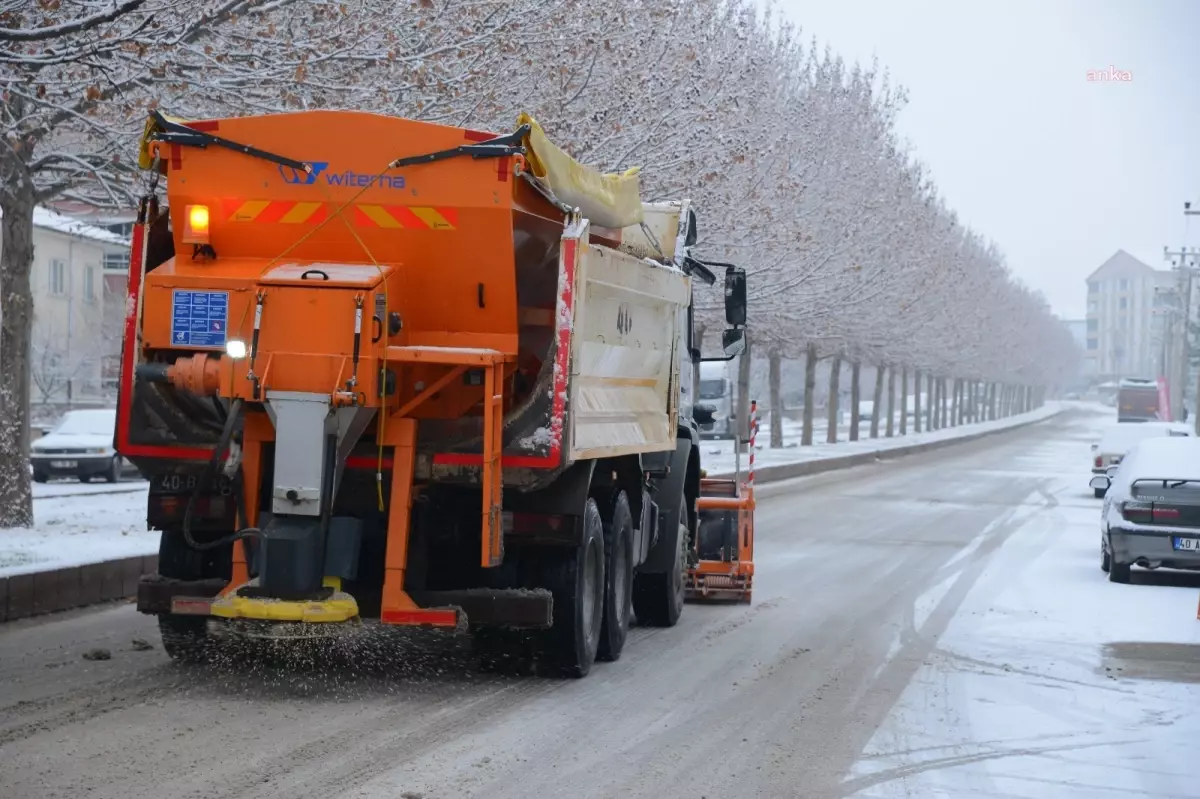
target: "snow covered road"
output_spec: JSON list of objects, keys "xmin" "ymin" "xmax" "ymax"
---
[{"xmin": 2, "ymin": 406, "xmax": 1197, "ymax": 798}]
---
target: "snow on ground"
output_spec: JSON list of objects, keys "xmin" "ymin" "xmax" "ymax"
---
[
  {"xmin": 705, "ymin": 402, "xmax": 1065, "ymax": 476},
  {"xmin": 845, "ymin": 407, "xmax": 1200, "ymax": 798},
  {"xmin": 32, "ymin": 479, "xmax": 147, "ymax": 500},
  {"xmin": 0, "ymin": 401, "xmax": 1072, "ymax": 580},
  {"xmin": 0, "ymin": 491, "xmax": 157, "ymax": 578}
]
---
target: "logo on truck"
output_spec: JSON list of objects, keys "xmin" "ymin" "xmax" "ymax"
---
[{"xmin": 278, "ymin": 161, "xmax": 405, "ymax": 190}]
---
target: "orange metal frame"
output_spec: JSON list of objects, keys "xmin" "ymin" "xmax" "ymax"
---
[
  {"xmin": 116, "ymin": 110, "xmax": 575, "ymax": 629},
  {"xmin": 687, "ymin": 479, "xmax": 755, "ymax": 603}
]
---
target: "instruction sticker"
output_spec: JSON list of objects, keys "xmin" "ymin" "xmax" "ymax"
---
[{"xmin": 171, "ymin": 290, "xmax": 229, "ymax": 348}]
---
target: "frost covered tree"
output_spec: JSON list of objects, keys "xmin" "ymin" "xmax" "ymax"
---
[{"xmin": 0, "ymin": 0, "xmax": 1081, "ymax": 529}]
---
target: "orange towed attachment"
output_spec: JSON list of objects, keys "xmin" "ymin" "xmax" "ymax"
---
[{"xmin": 687, "ymin": 400, "xmax": 758, "ymax": 603}]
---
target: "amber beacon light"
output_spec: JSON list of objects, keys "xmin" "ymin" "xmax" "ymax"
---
[{"xmin": 183, "ymin": 204, "xmax": 211, "ymax": 244}]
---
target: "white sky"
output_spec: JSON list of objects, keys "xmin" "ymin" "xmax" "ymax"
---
[{"xmin": 774, "ymin": 0, "xmax": 1200, "ymax": 320}]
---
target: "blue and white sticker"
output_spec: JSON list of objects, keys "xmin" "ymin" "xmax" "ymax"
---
[{"xmin": 171, "ymin": 290, "xmax": 229, "ymax": 348}]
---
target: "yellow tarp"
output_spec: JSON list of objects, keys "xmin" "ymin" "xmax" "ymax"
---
[{"xmin": 517, "ymin": 113, "xmax": 644, "ymax": 229}]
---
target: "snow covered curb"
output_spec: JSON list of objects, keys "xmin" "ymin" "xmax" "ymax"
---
[
  {"xmin": 706, "ymin": 402, "xmax": 1063, "ymax": 482},
  {"xmin": 0, "ymin": 554, "xmax": 157, "ymax": 623}
]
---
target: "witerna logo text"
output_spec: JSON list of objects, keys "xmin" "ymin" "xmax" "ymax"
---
[{"xmin": 278, "ymin": 163, "xmax": 406, "ymax": 190}]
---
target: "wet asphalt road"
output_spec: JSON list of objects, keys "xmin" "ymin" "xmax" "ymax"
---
[{"xmin": 0, "ymin": 411, "xmax": 1113, "ymax": 799}]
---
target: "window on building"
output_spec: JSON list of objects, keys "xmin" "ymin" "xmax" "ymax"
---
[
  {"xmin": 1119, "ymin": 297, "xmax": 1127, "ymax": 310},
  {"xmin": 103, "ymin": 250, "xmax": 129, "ymax": 271},
  {"xmin": 84, "ymin": 266, "xmax": 96, "ymax": 302},
  {"xmin": 49, "ymin": 260, "xmax": 66, "ymax": 295},
  {"xmin": 1088, "ymin": 281, "xmax": 1100, "ymax": 294},
  {"xmin": 1119, "ymin": 279, "xmax": 1129, "ymax": 290},
  {"xmin": 1087, "ymin": 338, "xmax": 1098, "ymax": 350},
  {"xmin": 1087, "ymin": 319, "xmax": 1098, "ymax": 332}
]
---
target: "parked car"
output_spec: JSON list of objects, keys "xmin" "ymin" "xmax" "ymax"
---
[
  {"xmin": 29, "ymin": 408, "xmax": 134, "ymax": 483},
  {"xmin": 1090, "ymin": 436, "xmax": 1200, "ymax": 583},
  {"xmin": 1090, "ymin": 421, "xmax": 1189, "ymax": 498}
]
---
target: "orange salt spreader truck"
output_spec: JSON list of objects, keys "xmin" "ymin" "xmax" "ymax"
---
[{"xmin": 125, "ymin": 109, "xmax": 752, "ymax": 677}]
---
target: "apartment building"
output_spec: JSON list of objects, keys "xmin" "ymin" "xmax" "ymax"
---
[
  {"xmin": 0, "ymin": 208, "xmax": 131, "ymax": 416},
  {"xmin": 1084, "ymin": 250, "xmax": 1178, "ymax": 380}
]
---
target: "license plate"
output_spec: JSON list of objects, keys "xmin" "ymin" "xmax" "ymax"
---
[
  {"xmin": 51, "ymin": 460, "xmax": 77, "ymax": 468},
  {"xmin": 1172, "ymin": 537, "xmax": 1200, "ymax": 551}
]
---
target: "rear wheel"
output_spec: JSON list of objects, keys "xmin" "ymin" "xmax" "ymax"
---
[
  {"xmin": 1094, "ymin": 487, "xmax": 1105, "ymax": 499},
  {"xmin": 1107, "ymin": 535, "xmax": 1131, "ymax": 584},
  {"xmin": 544, "ymin": 497, "xmax": 605, "ymax": 677},
  {"xmin": 156, "ymin": 528, "xmax": 218, "ymax": 663},
  {"xmin": 158, "ymin": 615, "xmax": 211, "ymax": 663},
  {"xmin": 32, "ymin": 470, "xmax": 48, "ymax": 483},
  {"xmin": 105, "ymin": 456, "xmax": 121, "ymax": 483},
  {"xmin": 597, "ymin": 491, "xmax": 634, "ymax": 662},
  {"xmin": 633, "ymin": 494, "xmax": 687, "ymax": 627},
  {"xmin": 1101, "ymin": 543, "xmax": 1111, "ymax": 573}
]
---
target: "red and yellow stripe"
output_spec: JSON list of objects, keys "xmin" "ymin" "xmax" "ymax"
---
[
  {"xmin": 222, "ymin": 199, "xmax": 328, "ymax": 225},
  {"xmin": 353, "ymin": 205, "xmax": 458, "ymax": 230},
  {"xmin": 218, "ymin": 200, "xmax": 457, "ymax": 230}
]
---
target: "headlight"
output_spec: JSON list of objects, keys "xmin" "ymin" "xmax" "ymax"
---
[{"xmin": 86, "ymin": 448, "xmax": 110, "ymax": 454}]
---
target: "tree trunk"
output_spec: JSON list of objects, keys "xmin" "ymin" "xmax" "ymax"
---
[
  {"xmin": 802, "ymin": 343, "xmax": 817, "ymax": 446},
  {"xmin": 885, "ymin": 365, "xmax": 896, "ymax": 437},
  {"xmin": 913, "ymin": 369, "xmax": 922, "ymax": 434},
  {"xmin": 870, "ymin": 364, "xmax": 884, "ymax": 438},
  {"xmin": 967, "ymin": 381, "xmax": 976, "ymax": 423},
  {"xmin": 769, "ymin": 350, "xmax": 783, "ymax": 448},
  {"xmin": 899, "ymin": 367, "xmax": 909, "ymax": 435},
  {"xmin": 826, "ymin": 355, "xmax": 842, "ymax": 444},
  {"xmin": 0, "ymin": 178, "xmax": 37, "ymax": 528},
  {"xmin": 849, "ymin": 361, "xmax": 861, "ymax": 442},
  {"xmin": 928, "ymin": 374, "xmax": 937, "ymax": 430},
  {"xmin": 941, "ymin": 378, "xmax": 950, "ymax": 428},
  {"xmin": 736, "ymin": 334, "xmax": 752, "ymax": 451}
]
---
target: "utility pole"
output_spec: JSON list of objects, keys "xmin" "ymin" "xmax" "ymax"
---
[{"xmin": 1173, "ymin": 200, "xmax": 1200, "ymax": 431}]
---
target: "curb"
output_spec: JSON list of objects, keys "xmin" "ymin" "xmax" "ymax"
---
[
  {"xmin": 708, "ymin": 407, "xmax": 1064, "ymax": 482},
  {"xmin": 0, "ymin": 555, "xmax": 159, "ymax": 623},
  {"xmin": 1, "ymin": 407, "xmax": 1061, "ymax": 624}
]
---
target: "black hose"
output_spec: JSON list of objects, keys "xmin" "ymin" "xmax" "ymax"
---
[{"xmin": 182, "ymin": 397, "xmax": 263, "ymax": 552}]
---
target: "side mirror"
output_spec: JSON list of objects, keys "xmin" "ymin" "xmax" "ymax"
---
[
  {"xmin": 722, "ymin": 328, "xmax": 746, "ymax": 358},
  {"xmin": 685, "ymin": 208, "xmax": 698, "ymax": 247},
  {"xmin": 1106, "ymin": 465, "xmax": 1119, "ymax": 477},
  {"xmin": 1090, "ymin": 443, "xmax": 1098, "ymax": 451},
  {"xmin": 693, "ymin": 405, "xmax": 715, "ymax": 425},
  {"xmin": 724, "ymin": 267, "xmax": 747, "ymax": 328},
  {"xmin": 1089, "ymin": 475, "xmax": 1110, "ymax": 491}
]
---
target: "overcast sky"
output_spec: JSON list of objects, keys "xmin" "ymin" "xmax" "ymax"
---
[{"xmin": 774, "ymin": 0, "xmax": 1200, "ymax": 320}]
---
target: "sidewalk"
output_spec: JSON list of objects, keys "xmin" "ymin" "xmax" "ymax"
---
[
  {"xmin": 706, "ymin": 401, "xmax": 1064, "ymax": 478},
  {"xmin": 0, "ymin": 401, "xmax": 1069, "ymax": 620}
]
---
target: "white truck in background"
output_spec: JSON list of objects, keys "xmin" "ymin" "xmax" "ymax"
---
[{"xmin": 697, "ymin": 360, "xmax": 737, "ymax": 439}]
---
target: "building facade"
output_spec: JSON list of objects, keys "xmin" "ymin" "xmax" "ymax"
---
[
  {"xmin": 1085, "ymin": 250, "xmax": 1178, "ymax": 381},
  {"xmin": 0, "ymin": 208, "xmax": 131, "ymax": 421}
]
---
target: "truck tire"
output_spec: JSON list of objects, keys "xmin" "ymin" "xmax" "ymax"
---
[
  {"xmin": 544, "ymin": 497, "xmax": 605, "ymax": 677},
  {"xmin": 632, "ymin": 493, "xmax": 687, "ymax": 627},
  {"xmin": 155, "ymin": 528, "xmax": 214, "ymax": 663},
  {"xmin": 597, "ymin": 491, "xmax": 634, "ymax": 662},
  {"xmin": 158, "ymin": 615, "xmax": 210, "ymax": 663}
]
